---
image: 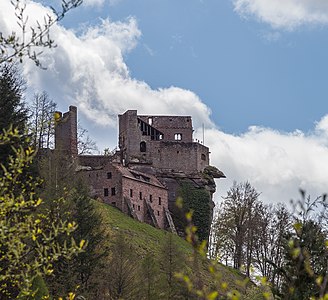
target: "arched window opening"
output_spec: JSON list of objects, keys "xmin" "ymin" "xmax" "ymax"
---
[
  {"xmin": 174, "ymin": 133, "xmax": 182, "ymax": 141},
  {"xmin": 201, "ymin": 153, "xmax": 206, "ymax": 161},
  {"xmin": 140, "ymin": 141, "xmax": 147, "ymax": 152}
]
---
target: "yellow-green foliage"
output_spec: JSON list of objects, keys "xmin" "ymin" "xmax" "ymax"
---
[{"xmin": 0, "ymin": 129, "xmax": 84, "ymax": 299}]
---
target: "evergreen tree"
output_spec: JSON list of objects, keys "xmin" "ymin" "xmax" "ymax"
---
[
  {"xmin": 140, "ymin": 253, "xmax": 160, "ymax": 300},
  {"xmin": 159, "ymin": 233, "xmax": 186, "ymax": 299},
  {"xmin": 106, "ymin": 233, "xmax": 139, "ymax": 299},
  {"xmin": 38, "ymin": 153, "xmax": 107, "ymax": 298},
  {"xmin": 0, "ymin": 63, "xmax": 28, "ymax": 165},
  {"xmin": 70, "ymin": 181, "xmax": 107, "ymax": 297}
]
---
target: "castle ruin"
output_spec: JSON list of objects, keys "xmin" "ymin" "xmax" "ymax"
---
[{"xmin": 54, "ymin": 106, "xmax": 225, "ymax": 236}]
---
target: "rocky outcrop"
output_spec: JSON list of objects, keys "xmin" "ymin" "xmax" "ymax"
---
[{"xmin": 154, "ymin": 166, "xmax": 225, "ymax": 241}]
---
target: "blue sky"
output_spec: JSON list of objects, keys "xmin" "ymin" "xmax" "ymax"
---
[
  {"xmin": 1, "ymin": 0, "xmax": 328, "ymax": 205},
  {"xmin": 61, "ymin": 0, "xmax": 328, "ymax": 134}
]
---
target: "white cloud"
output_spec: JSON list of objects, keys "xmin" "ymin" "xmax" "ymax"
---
[
  {"xmin": 83, "ymin": 0, "xmax": 122, "ymax": 7},
  {"xmin": 200, "ymin": 118, "xmax": 328, "ymax": 206},
  {"xmin": 316, "ymin": 115, "xmax": 328, "ymax": 135},
  {"xmin": 233, "ymin": 0, "xmax": 328, "ymax": 30}
]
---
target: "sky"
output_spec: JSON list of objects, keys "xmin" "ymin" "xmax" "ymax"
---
[{"xmin": 1, "ymin": 0, "xmax": 328, "ymax": 206}]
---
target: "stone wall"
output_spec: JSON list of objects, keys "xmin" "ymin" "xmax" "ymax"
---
[
  {"xmin": 121, "ymin": 176, "xmax": 167, "ymax": 228},
  {"xmin": 78, "ymin": 162, "xmax": 168, "ymax": 229},
  {"xmin": 55, "ymin": 106, "xmax": 78, "ymax": 157},
  {"xmin": 149, "ymin": 141, "xmax": 209, "ymax": 174},
  {"xmin": 119, "ymin": 110, "xmax": 210, "ymax": 173},
  {"xmin": 79, "ymin": 163, "xmax": 123, "ymax": 209},
  {"xmin": 138, "ymin": 115, "xmax": 193, "ymax": 142}
]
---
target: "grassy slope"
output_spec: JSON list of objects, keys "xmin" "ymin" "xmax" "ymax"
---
[{"xmin": 95, "ymin": 201, "xmax": 251, "ymax": 296}]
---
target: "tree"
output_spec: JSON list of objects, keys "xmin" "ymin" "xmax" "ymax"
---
[
  {"xmin": 280, "ymin": 220, "xmax": 328, "ymax": 300},
  {"xmin": 211, "ymin": 181, "xmax": 262, "ymax": 276},
  {"xmin": 140, "ymin": 253, "xmax": 160, "ymax": 300},
  {"xmin": 46, "ymin": 181, "xmax": 107, "ymax": 298},
  {"xmin": 253, "ymin": 204, "xmax": 291, "ymax": 294},
  {"xmin": 29, "ymin": 91, "xmax": 57, "ymax": 149},
  {"xmin": 159, "ymin": 233, "xmax": 186, "ymax": 299},
  {"xmin": 0, "ymin": 63, "xmax": 28, "ymax": 166},
  {"xmin": 0, "ymin": 128, "xmax": 84, "ymax": 299},
  {"xmin": 77, "ymin": 123, "xmax": 98, "ymax": 154},
  {"xmin": 0, "ymin": 0, "xmax": 82, "ymax": 67},
  {"xmin": 106, "ymin": 233, "xmax": 139, "ymax": 299},
  {"xmin": 278, "ymin": 193, "xmax": 328, "ymax": 299}
]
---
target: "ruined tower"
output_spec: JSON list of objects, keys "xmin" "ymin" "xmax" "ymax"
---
[{"xmin": 55, "ymin": 106, "xmax": 78, "ymax": 157}]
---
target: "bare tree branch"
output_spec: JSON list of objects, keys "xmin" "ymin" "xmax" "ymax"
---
[{"xmin": 0, "ymin": 0, "xmax": 82, "ymax": 68}]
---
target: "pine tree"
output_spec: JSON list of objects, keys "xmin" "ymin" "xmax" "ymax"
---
[
  {"xmin": 0, "ymin": 63, "xmax": 28, "ymax": 166},
  {"xmin": 42, "ymin": 177, "xmax": 107, "ymax": 299},
  {"xmin": 159, "ymin": 233, "xmax": 185, "ymax": 299},
  {"xmin": 106, "ymin": 233, "xmax": 139, "ymax": 299},
  {"xmin": 140, "ymin": 253, "xmax": 160, "ymax": 300},
  {"xmin": 70, "ymin": 181, "xmax": 107, "ymax": 296}
]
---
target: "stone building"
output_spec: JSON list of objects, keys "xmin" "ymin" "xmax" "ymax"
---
[
  {"xmin": 55, "ymin": 106, "xmax": 224, "ymax": 234},
  {"xmin": 118, "ymin": 110, "xmax": 209, "ymax": 174},
  {"xmin": 79, "ymin": 163, "xmax": 168, "ymax": 229}
]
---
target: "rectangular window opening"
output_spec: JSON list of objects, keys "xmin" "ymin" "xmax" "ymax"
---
[
  {"xmin": 104, "ymin": 188, "xmax": 109, "ymax": 197},
  {"xmin": 111, "ymin": 187, "xmax": 116, "ymax": 196}
]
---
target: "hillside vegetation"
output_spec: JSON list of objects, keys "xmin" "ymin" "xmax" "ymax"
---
[{"xmin": 95, "ymin": 201, "xmax": 258, "ymax": 299}]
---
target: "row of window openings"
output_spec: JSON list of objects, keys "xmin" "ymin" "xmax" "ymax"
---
[
  {"xmin": 132, "ymin": 203, "xmax": 161, "ymax": 216},
  {"xmin": 130, "ymin": 189, "xmax": 162, "ymax": 205},
  {"xmin": 140, "ymin": 133, "xmax": 182, "ymax": 152},
  {"xmin": 148, "ymin": 117, "xmax": 190, "ymax": 125},
  {"xmin": 104, "ymin": 187, "xmax": 115, "ymax": 197},
  {"xmin": 104, "ymin": 188, "xmax": 162, "ymax": 205}
]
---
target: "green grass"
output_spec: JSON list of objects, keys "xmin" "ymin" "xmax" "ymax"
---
[
  {"xmin": 96, "ymin": 201, "xmax": 191, "ymax": 257},
  {"xmin": 95, "ymin": 201, "xmax": 253, "ymax": 296}
]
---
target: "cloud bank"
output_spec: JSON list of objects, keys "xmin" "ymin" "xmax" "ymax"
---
[
  {"xmin": 1, "ymin": 0, "xmax": 327, "ymax": 205},
  {"xmin": 201, "ymin": 116, "xmax": 328, "ymax": 205},
  {"xmin": 233, "ymin": 0, "xmax": 328, "ymax": 30}
]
